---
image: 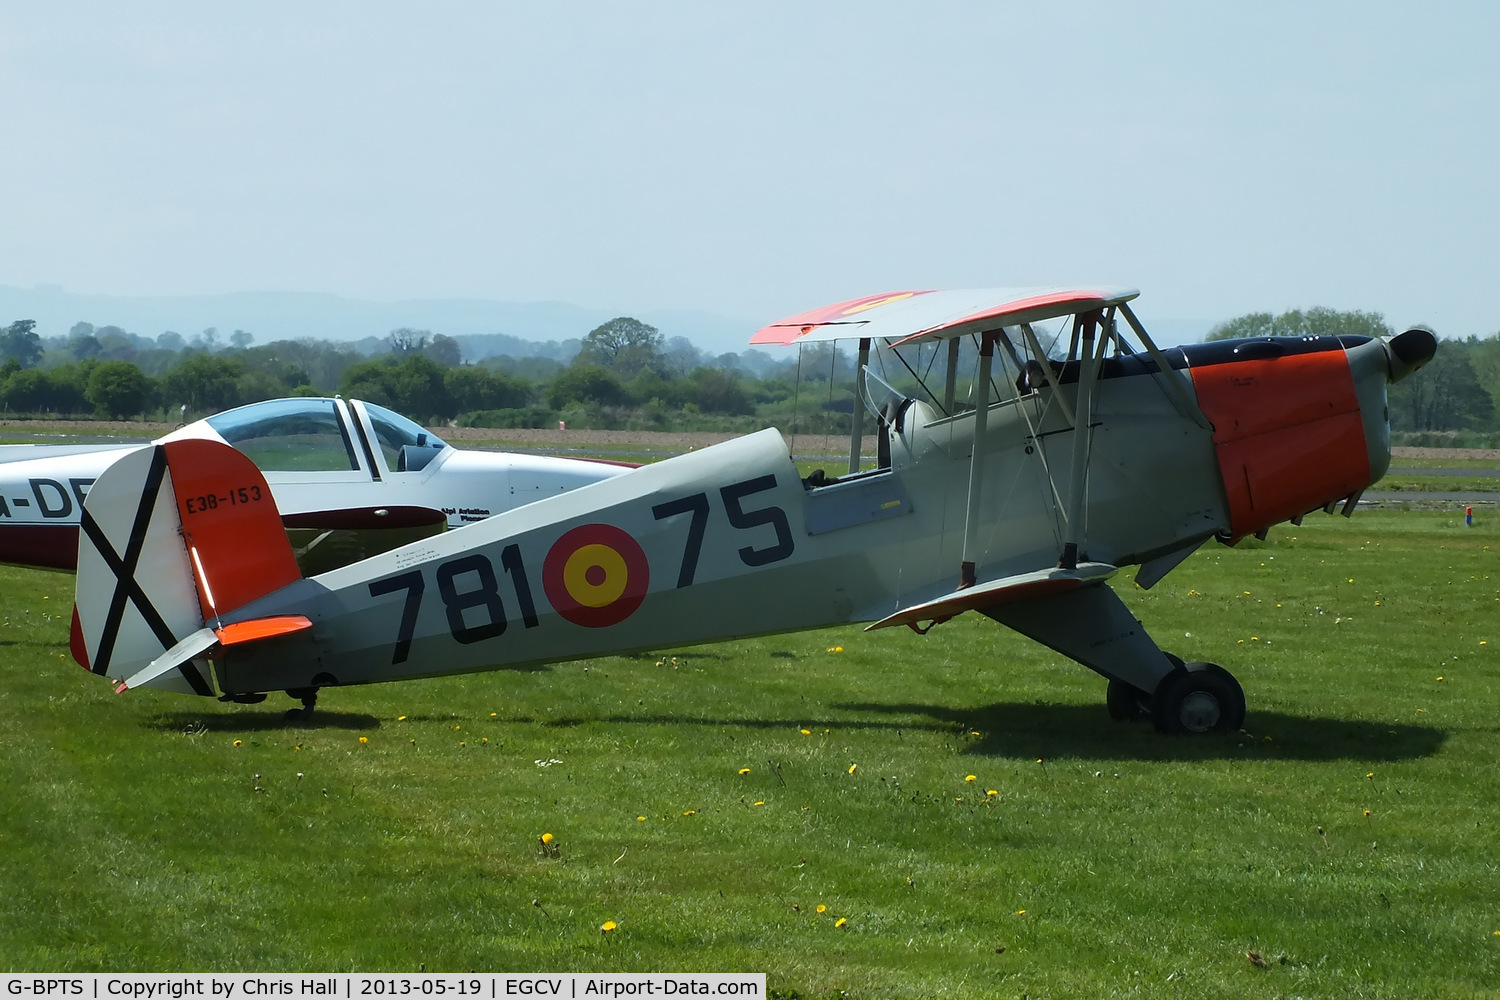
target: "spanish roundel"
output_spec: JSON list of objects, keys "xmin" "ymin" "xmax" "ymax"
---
[{"xmin": 542, "ymin": 523, "xmax": 650, "ymax": 627}]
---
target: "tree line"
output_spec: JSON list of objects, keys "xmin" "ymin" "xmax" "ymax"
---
[{"xmin": 2, "ymin": 309, "xmax": 1497, "ymax": 442}]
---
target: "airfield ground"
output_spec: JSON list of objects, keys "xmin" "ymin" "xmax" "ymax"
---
[{"xmin": 0, "ymin": 426, "xmax": 1497, "ymax": 996}]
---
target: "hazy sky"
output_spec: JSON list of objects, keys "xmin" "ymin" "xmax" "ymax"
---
[{"xmin": 3, "ymin": 2, "xmax": 1496, "ymax": 339}]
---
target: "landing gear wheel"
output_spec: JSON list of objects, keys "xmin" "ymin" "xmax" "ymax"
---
[
  {"xmin": 1106, "ymin": 679, "xmax": 1150, "ymax": 721},
  {"xmin": 285, "ymin": 687, "xmax": 319, "ymax": 721},
  {"xmin": 1150, "ymin": 662, "xmax": 1245, "ymax": 734}
]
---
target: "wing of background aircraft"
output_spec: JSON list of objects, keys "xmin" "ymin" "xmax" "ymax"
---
[{"xmin": 0, "ymin": 396, "xmax": 628, "ymax": 572}]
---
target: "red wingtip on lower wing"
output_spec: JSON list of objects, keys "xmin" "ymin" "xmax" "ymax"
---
[
  {"xmin": 161, "ymin": 439, "xmax": 301, "ymax": 618},
  {"xmin": 70, "ymin": 605, "xmax": 89, "ymax": 669}
]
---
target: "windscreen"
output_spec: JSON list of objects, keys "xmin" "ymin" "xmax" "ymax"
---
[{"xmin": 362, "ymin": 401, "xmax": 448, "ymax": 470}]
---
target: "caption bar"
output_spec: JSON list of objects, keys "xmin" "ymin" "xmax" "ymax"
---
[{"xmin": 2, "ymin": 978, "xmax": 763, "ymax": 1000}]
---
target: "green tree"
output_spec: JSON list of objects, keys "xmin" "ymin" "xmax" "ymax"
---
[
  {"xmin": 341, "ymin": 355, "xmax": 455, "ymax": 419},
  {"xmin": 86, "ymin": 361, "xmax": 154, "ymax": 418},
  {"xmin": 575, "ymin": 317, "xmax": 665, "ymax": 378},
  {"xmin": 1, "ymin": 320, "xmax": 43, "ymax": 368},
  {"xmin": 1207, "ymin": 308, "xmax": 1392, "ymax": 341},
  {"xmin": 1390, "ymin": 342, "xmax": 1495, "ymax": 431},
  {"xmin": 160, "ymin": 354, "xmax": 246, "ymax": 413},
  {"xmin": 548, "ymin": 364, "xmax": 626, "ymax": 409},
  {"xmin": 445, "ymin": 366, "xmax": 532, "ymax": 412}
]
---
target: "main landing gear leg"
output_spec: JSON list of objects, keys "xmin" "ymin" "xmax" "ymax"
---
[
  {"xmin": 285, "ymin": 687, "xmax": 319, "ymax": 720},
  {"xmin": 980, "ymin": 582, "xmax": 1247, "ymax": 735}
]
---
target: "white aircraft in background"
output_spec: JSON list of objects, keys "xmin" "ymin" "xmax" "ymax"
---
[{"xmin": 0, "ymin": 395, "xmax": 628, "ymax": 574}]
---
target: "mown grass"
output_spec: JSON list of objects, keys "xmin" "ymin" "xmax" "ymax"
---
[{"xmin": 1, "ymin": 511, "xmax": 1498, "ymax": 997}]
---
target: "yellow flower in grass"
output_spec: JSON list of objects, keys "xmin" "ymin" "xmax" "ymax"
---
[
  {"xmin": 847, "ymin": 764, "xmax": 857, "ymax": 774},
  {"xmin": 835, "ymin": 917, "xmax": 847, "ymax": 929},
  {"xmin": 233, "ymin": 740, "xmax": 242, "ymax": 747},
  {"xmin": 987, "ymin": 789, "xmax": 998, "ymax": 798},
  {"xmin": 636, "ymin": 816, "xmax": 646, "ymax": 822},
  {"xmin": 739, "ymin": 768, "xmax": 751, "ymax": 775},
  {"xmin": 682, "ymin": 810, "xmax": 696, "ymax": 817},
  {"xmin": 816, "ymin": 904, "xmax": 827, "ymax": 914},
  {"xmin": 540, "ymin": 833, "xmax": 554, "ymax": 845},
  {"xmin": 800, "ymin": 728, "xmax": 811, "ymax": 735},
  {"xmin": 600, "ymin": 920, "xmax": 617, "ymax": 933},
  {"xmin": 358, "ymin": 736, "xmax": 368, "ymax": 745},
  {"xmin": 753, "ymin": 801, "xmax": 764, "ymax": 807},
  {"xmin": 964, "ymin": 774, "xmax": 976, "ymax": 782}
]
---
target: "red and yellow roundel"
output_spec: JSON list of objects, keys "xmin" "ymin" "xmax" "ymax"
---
[{"xmin": 542, "ymin": 523, "xmax": 650, "ymax": 628}]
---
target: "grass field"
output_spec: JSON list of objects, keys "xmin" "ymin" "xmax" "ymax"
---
[{"xmin": 2, "ymin": 503, "xmax": 1499, "ymax": 995}]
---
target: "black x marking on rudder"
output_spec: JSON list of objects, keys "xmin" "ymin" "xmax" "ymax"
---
[{"xmin": 79, "ymin": 447, "xmax": 212, "ymax": 695}]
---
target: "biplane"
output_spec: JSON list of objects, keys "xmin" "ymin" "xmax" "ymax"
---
[
  {"xmin": 68, "ymin": 288, "xmax": 1435, "ymax": 731},
  {"xmin": 0, "ymin": 395, "xmax": 627, "ymax": 574}
]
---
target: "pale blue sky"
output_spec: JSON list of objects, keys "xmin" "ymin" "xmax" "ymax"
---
[{"xmin": 2, "ymin": 2, "xmax": 1495, "ymax": 342}]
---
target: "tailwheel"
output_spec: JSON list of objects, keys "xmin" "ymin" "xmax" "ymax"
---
[
  {"xmin": 1150, "ymin": 662, "xmax": 1245, "ymax": 735},
  {"xmin": 1106, "ymin": 679, "xmax": 1150, "ymax": 721}
]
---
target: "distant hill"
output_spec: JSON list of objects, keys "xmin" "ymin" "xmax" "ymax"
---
[{"xmin": 0, "ymin": 285, "xmax": 759, "ymax": 357}]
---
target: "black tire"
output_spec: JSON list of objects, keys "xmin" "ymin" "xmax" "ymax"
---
[
  {"xmin": 1106, "ymin": 679, "xmax": 1150, "ymax": 721},
  {"xmin": 1150, "ymin": 662, "xmax": 1246, "ymax": 734}
]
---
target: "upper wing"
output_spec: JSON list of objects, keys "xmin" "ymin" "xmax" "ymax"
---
[{"xmin": 750, "ymin": 286, "xmax": 1140, "ymax": 346}]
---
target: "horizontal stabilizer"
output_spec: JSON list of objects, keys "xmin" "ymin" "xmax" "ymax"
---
[
  {"xmin": 216, "ymin": 615, "xmax": 312, "ymax": 646},
  {"xmin": 115, "ymin": 627, "xmax": 219, "ymax": 694},
  {"xmin": 115, "ymin": 615, "xmax": 313, "ymax": 693},
  {"xmin": 866, "ymin": 562, "xmax": 1117, "ymax": 632}
]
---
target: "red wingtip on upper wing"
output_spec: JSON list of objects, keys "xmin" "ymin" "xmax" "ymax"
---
[
  {"xmin": 162, "ymin": 439, "xmax": 301, "ymax": 619},
  {"xmin": 750, "ymin": 290, "xmax": 935, "ymax": 345}
]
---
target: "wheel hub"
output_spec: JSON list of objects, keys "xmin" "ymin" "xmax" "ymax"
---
[{"xmin": 1178, "ymin": 690, "xmax": 1221, "ymax": 733}]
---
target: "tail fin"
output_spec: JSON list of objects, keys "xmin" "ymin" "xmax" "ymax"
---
[{"xmin": 73, "ymin": 439, "xmax": 301, "ymax": 694}]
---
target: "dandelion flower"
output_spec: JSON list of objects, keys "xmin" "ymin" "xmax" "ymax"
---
[
  {"xmin": 540, "ymin": 833, "xmax": 555, "ymax": 845},
  {"xmin": 753, "ymin": 801, "xmax": 764, "ymax": 807},
  {"xmin": 970, "ymin": 730, "xmax": 981, "ymax": 736},
  {"xmin": 1015, "ymin": 909, "xmax": 1026, "ymax": 916},
  {"xmin": 397, "ymin": 715, "xmax": 407, "ymax": 721},
  {"xmin": 600, "ymin": 920, "xmax": 617, "ymax": 933},
  {"xmin": 453, "ymin": 725, "xmax": 461, "ymax": 731},
  {"xmin": 1364, "ymin": 809, "xmax": 1371, "ymax": 817},
  {"xmin": 490, "ymin": 712, "xmax": 498, "ymax": 718},
  {"xmin": 481, "ymin": 737, "xmax": 488, "ymax": 745},
  {"xmin": 739, "ymin": 768, "xmax": 751, "ymax": 775},
  {"xmin": 637, "ymin": 816, "xmax": 646, "ymax": 822},
  {"xmin": 1437, "ymin": 676, "xmax": 1445, "ymax": 682},
  {"xmin": 358, "ymin": 736, "xmax": 369, "ymax": 745},
  {"xmin": 459, "ymin": 741, "xmax": 466, "ymax": 747},
  {"xmin": 835, "ymin": 917, "xmax": 847, "ymax": 928},
  {"xmin": 987, "ymin": 790, "xmax": 998, "ymax": 797},
  {"xmin": 847, "ymin": 764, "xmax": 857, "ymax": 774},
  {"xmin": 964, "ymin": 774, "xmax": 977, "ymax": 782},
  {"xmin": 800, "ymin": 728, "xmax": 811, "ymax": 735},
  {"xmin": 233, "ymin": 740, "xmax": 243, "ymax": 748},
  {"xmin": 682, "ymin": 810, "xmax": 696, "ymax": 817},
  {"xmin": 816, "ymin": 904, "xmax": 827, "ymax": 914},
  {"xmin": 1366, "ymin": 772, "xmax": 1375, "ymax": 779}
]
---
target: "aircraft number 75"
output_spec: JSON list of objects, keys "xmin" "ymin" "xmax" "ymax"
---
[{"xmin": 367, "ymin": 473, "xmax": 795, "ymax": 663}]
